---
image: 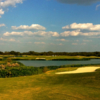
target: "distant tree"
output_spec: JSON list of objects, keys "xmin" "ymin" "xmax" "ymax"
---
[
  {"xmin": 4, "ymin": 51, "xmax": 10, "ymax": 55},
  {"xmin": 47, "ymin": 51, "xmax": 53, "ymax": 55},
  {"xmin": 0, "ymin": 51, "xmax": 3, "ymax": 55}
]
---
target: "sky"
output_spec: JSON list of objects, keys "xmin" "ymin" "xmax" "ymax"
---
[{"xmin": 0, "ymin": 0, "xmax": 100, "ymax": 52}]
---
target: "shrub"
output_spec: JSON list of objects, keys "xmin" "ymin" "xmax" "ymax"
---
[
  {"xmin": 6, "ymin": 62, "xmax": 19, "ymax": 67},
  {"xmin": 43, "ymin": 67, "xmax": 49, "ymax": 73},
  {"xmin": 6, "ymin": 58, "xmax": 12, "ymax": 62},
  {"xmin": 0, "ymin": 65, "xmax": 5, "ymax": 70}
]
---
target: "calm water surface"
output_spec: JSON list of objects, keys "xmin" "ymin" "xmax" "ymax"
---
[{"xmin": 18, "ymin": 59, "xmax": 100, "ymax": 67}]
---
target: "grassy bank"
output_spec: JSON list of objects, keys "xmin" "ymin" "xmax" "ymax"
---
[
  {"xmin": 0, "ymin": 61, "xmax": 100, "ymax": 78},
  {"xmin": 11, "ymin": 55, "xmax": 100, "ymax": 60},
  {"xmin": 0, "ymin": 66, "xmax": 100, "ymax": 100},
  {"xmin": 1, "ymin": 55, "xmax": 100, "ymax": 61}
]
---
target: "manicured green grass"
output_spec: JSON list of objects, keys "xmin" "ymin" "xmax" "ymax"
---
[
  {"xmin": 7, "ymin": 55, "xmax": 100, "ymax": 60},
  {"xmin": 1, "ymin": 55, "xmax": 100, "ymax": 61},
  {"xmin": 0, "ymin": 66, "xmax": 100, "ymax": 100}
]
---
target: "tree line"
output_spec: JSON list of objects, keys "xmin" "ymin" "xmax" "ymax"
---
[{"xmin": 0, "ymin": 51, "xmax": 100, "ymax": 56}]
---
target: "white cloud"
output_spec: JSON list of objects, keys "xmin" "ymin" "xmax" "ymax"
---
[
  {"xmin": 33, "ymin": 31, "xmax": 59, "ymax": 37},
  {"xmin": 12, "ymin": 24, "xmax": 46, "ymax": 30},
  {"xmin": 58, "ymin": 43, "xmax": 63, "ymax": 45},
  {"xmin": 61, "ymin": 23, "xmax": 100, "ymax": 37},
  {"xmin": 0, "ymin": 37, "xmax": 15, "ymax": 42},
  {"xmin": 80, "ymin": 32, "xmax": 100, "ymax": 36},
  {"xmin": 0, "ymin": 9, "xmax": 4, "ymax": 17},
  {"xmin": 34, "ymin": 42, "xmax": 45, "ymax": 44},
  {"xmin": 0, "ymin": 0, "xmax": 23, "ymax": 8},
  {"xmin": 60, "ymin": 30, "xmax": 80, "ymax": 37},
  {"xmin": 72, "ymin": 43, "xmax": 78, "ymax": 45},
  {"xmin": 96, "ymin": 4, "xmax": 100, "ymax": 10},
  {"xmin": 81, "ymin": 43, "xmax": 86, "ymax": 45},
  {"xmin": 56, "ymin": 0, "xmax": 100, "ymax": 5},
  {"xmin": 62, "ymin": 23, "xmax": 100, "ymax": 31},
  {"xmin": 0, "ymin": 23, "xmax": 5, "ymax": 27},
  {"xmin": 83, "ymin": 40, "xmax": 92, "ymax": 42},
  {"xmin": 3, "ymin": 31, "xmax": 59, "ymax": 37},
  {"xmin": 9, "ymin": 38, "xmax": 15, "ymax": 41},
  {"xmin": 0, "ymin": 37, "xmax": 7, "ymax": 41},
  {"xmin": 3, "ymin": 31, "xmax": 24, "ymax": 36},
  {"xmin": 60, "ymin": 30, "xmax": 100, "ymax": 37},
  {"xmin": 0, "ymin": 0, "xmax": 23, "ymax": 17},
  {"xmin": 56, "ymin": 39, "xmax": 67, "ymax": 41}
]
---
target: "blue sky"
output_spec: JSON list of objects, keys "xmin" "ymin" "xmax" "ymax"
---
[{"xmin": 0, "ymin": 0, "xmax": 100, "ymax": 52}]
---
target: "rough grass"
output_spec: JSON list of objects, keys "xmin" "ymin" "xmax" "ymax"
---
[
  {"xmin": 0, "ymin": 67, "xmax": 100, "ymax": 100},
  {"xmin": 0, "ymin": 61, "xmax": 5, "ymax": 64}
]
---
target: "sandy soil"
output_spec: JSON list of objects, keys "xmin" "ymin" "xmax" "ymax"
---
[
  {"xmin": 55, "ymin": 66, "xmax": 100, "ymax": 74},
  {"xmin": 36, "ymin": 58, "xmax": 45, "ymax": 59}
]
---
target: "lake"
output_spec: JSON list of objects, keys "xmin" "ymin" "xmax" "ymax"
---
[{"xmin": 18, "ymin": 59, "xmax": 100, "ymax": 67}]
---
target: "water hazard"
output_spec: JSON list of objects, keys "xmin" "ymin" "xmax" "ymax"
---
[{"xmin": 18, "ymin": 59, "xmax": 100, "ymax": 67}]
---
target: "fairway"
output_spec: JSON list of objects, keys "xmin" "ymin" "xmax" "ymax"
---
[{"xmin": 0, "ymin": 66, "xmax": 100, "ymax": 100}]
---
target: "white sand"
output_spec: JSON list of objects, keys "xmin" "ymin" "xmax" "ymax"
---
[
  {"xmin": 36, "ymin": 58, "xmax": 45, "ymax": 59},
  {"xmin": 55, "ymin": 66, "xmax": 100, "ymax": 74}
]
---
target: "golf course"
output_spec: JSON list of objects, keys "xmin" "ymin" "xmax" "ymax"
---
[{"xmin": 0, "ymin": 64, "xmax": 100, "ymax": 100}]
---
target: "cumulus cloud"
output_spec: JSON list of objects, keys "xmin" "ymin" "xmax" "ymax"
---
[
  {"xmin": 0, "ymin": 0, "xmax": 23, "ymax": 17},
  {"xmin": 9, "ymin": 38, "xmax": 16, "ymax": 41},
  {"xmin": 72, "ymin": 43, "xmax": 78, "ymax": 45},
  {"xmin": 56, "ymin": 39, "xmax": 67, "ymax": 41},
  {"xmin": 12, "ymin": 24, "xmax": 46, "ymax": 30},
  {"xmin": 62, "ymin": 23, "xmax": 100, "ymax": 31},
  {"xmin": 60, "ymin": 30, "xmax": 81, "ymax": 37},
  {"xmin": 0, "ymin": 23, "xmax": 5, "ymax": 27},
  {"xmin": 80, "ymin": 32, "xmax": 100, "ymax": 36},
  {"xmin": 3, "ymin": 31, "xmax": 59, "ymax": 37},
  {"xmin": 61, "ymin": 23, "xmax": 100, "ymax": 37},
  {"xmin": 4, "ymin": 31, "xmax": 24, "ymax": 36},
  {"xmin": 34, "ymin": 42, "xmax": 45, "ymax": 44},
  {"xmin": 31, "ymin": 31, "xmax": 59, "ymax": 37},
  {"xmin": 56, "ymin": 0, "xmax": 100, "ymax": 5},
  {"xmin": 0, "ymin": 37, "xmax": 7, "ymax": 41},
  {"xmin": 83, "ymin": 40, "xmax": 92, "ymax": 42},
  {"xmin": 0, "ymin": 0, "xmax": 23, "ymax": 8},
  {"xmin": 0, "ymin": 37, "xmax": 15, "ymax": 42},
  {"xmin": 60, "ymin": 30, "xmax": 100, "ymax": 37},
  {"xmin": 0, "ymin": 9, "xmax": 4, "ymax": 17}
]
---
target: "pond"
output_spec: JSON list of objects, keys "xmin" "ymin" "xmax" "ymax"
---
[{"xmin": 17, "ymin": 59, "xmax": 100, "ymax": 67}]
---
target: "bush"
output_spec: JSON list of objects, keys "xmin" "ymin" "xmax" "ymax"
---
[
  {"xmin": 0, "ymin": 63, "xmax": 100, "ymax": 78},
  {"xmin": 6, "ymin": 58, "xmax": 12, "ymax": 62},
  {"xmin": 43, "ymin": 67, "xmax": 49, "ymax": 73}
]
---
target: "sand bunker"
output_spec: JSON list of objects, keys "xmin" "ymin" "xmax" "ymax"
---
[{"xmin": 55, "ymin": 67, "xmax": 100, "ymax": 74}]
